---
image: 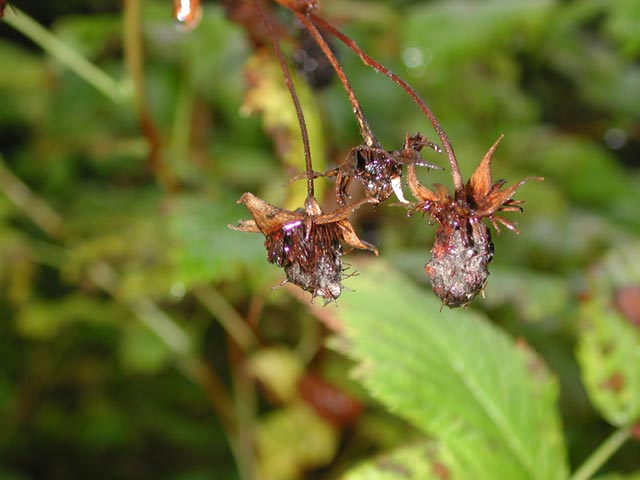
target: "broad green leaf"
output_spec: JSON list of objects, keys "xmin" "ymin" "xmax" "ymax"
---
[
  {"xmin": 577, "ymin": 243, "xmax": 640, "ymax": 426},
  {"xmin": 343, "ymin": 441, "xmax": 447, "ymax": 480},
  {"xmin": 333, "ymin": 260, "xmax": 568, "ymax": 480}
]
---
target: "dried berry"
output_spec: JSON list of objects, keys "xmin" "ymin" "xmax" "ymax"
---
[
  {"xmin": 332, "ymin": 133, "xmax": 441, "ymax": 206},
  {"xmin": 408, "ymin": 135, "xmax": 542, "ymax": 307},
  {"xmin": 230, "ymin": 193, "xmax": 377, "ymax": 301}
]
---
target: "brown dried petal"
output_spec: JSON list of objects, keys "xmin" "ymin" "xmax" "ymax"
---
[{"xmin": 236, "ymin": 192, "xmax": 302, "ymax": 235}]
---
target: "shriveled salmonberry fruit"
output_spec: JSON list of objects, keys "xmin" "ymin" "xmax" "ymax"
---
[
  {"xmin": 330, "ymin": 133, "xmax": 441, "ymax": 206},
  {"xmin": 407, "ymin": 135, "xmax": 542, "ymax": 308},
  {"xmin": 230, "ymin": 193, "xmax": 378, "ymax": 301}
]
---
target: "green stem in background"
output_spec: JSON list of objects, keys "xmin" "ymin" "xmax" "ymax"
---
[
  {"xmin": 570, "ymin": 425, "xmax": 632, "ymax": 480},
  {"xmin": 3, "ymin": 7, "xmax": 126, "ymax": 102},
  {"xmin": 192, "ymin": 286, "xmax": 259, "ymax": 352}
]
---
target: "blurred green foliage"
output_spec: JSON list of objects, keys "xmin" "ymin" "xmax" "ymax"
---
[{"xmin": 1, "ymin": 0, "xmax": 639, "ymax": 479}]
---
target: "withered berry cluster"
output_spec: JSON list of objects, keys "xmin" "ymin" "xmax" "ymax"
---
[{"xmin": 230, "ymin": 0, "xmax": 541, "ymax": 308}]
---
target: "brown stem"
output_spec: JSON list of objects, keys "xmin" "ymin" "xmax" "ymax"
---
[
  {"xmin": 309, "ymin": 12, "xmax": 465, "ymax": 196},
  {"xmin": 253, "ymin": 0, "xmax": 315, "ymax": 198},
  {"xmin": 123, "ymin": 0, "xmax": 178, "ymax": 192},
  {"xmin": 295, "ymin": 12, "xmax": 377, "ymax": 148}
]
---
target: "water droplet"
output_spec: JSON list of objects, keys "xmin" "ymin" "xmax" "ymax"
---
[
  {"xmin": 170, "ymin": 282, "xmax": 186, "ymax": 298},
  {"xmin": 173, "ymin": 0, "xmax": 202, "ymax": 32},
  {"xmin": 604, "ymin": 128, "xmax": 626, "ymax": 150}
]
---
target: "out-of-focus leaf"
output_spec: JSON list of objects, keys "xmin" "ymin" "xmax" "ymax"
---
[
  {"xmin": 52, "ymin": 14, "xmax": 121, "ymax": 60},
  {"xmin": 482, "ymin": 265, "xmax": 570, "ymax": 321},
  {"xmin": 596, "ymin": 474, "xmax": 640, "ymax": 480},
  {"xmin": 248, "ymin": 346, "xmax": 304, "ymax": 403},
  {"xmin": 604, "ymin": 0, "xmax": 640, "ymax": 57},
  {"xmin": 256, "ymin": 403, "xmax": 338, "ymax": 480},
  {"xmin": 576, "ymin": 297, "xmax": 640, "ymax": 426},
  {"xmin": 16, "ymin": 295, "xmax": 122, "ymax": 340},
  {"xmin": 523, "ymin": 135, "xmax": 637, "ymax": 219},
  {"xmin": 577, "ymin": 243, "xmax": 640, "ymax": 426},
  {"xmin": 333, "ymin": 260, "xmax": 568, "ymax": 480},
  {"xmin": 342, "ymin": 441, "xmax": 446, "ymax": 480},
  {"xmin": 119, "ymin": 321, "xmax": 172, "ymax": 374},
  {"xmin": 168, "ymin": 194, "xmax": 270, "ymax": 287},
  {"xmin": 403, "ymin": 0, "xmax": 553, "ymax": 71}
]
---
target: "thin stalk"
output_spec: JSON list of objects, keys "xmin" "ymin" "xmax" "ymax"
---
[
  {"xmin": 253, "ymin": 0, "xmax": 315, "ymax": 198},
  {"xmin": 192, "ymin": 286, "xmax": 259, "ymax": 352},
  {"xmin": 570, "ymin": 425, "xmax": 632, "ymax": 480},
  {"xmin": 0, "ymin": 155, "xmax": 65, "ymax": 239},
  {"xmin": 308, "ymin": 13, "xmax": 465, "ymax": 195},
  {"xmin": 295, "ymin": 13, "xmax": 377, "ymax": 148},
  {"xmin": 4, "ymin": 7, "xmax": 125, "ymax": 102},
  {"xmin": 123, "ymin": 0, "xmax": 177, "ymax": 192}
]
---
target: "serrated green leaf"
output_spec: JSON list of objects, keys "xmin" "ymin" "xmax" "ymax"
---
[
  {"xmin": 342, "ymin": 441, "xmax": 446, "ymax": 480},
  {"xmin": 333, "ymin": 260, "xmax": 568, "ymax": 480}
]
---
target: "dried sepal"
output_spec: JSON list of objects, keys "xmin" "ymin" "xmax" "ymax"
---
[
  {"xmin": 230, "ymin": 193, "xmax": 377, "ymax": 301},
  {"xmin": 407, "ymin": 135, "xmax": 542, "ymax": 308}
]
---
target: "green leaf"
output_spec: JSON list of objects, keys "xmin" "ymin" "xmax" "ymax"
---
[
  {"xmin": 577, "ymin": 243, "xmax": 640, "ymax": 426},
  {"xmin": 119, "ymin": 321, "xmax": 173, "ymax": 374},
  {"xmin": 482, "ymin": 265, "xmax": 571, "ymax": 321},
  {"xmin": 16, "ymin": 295, "xmax": 122, "ymax": 340},
  {"xmin": 333, "ymin": 260, "xmax": 568, "ymax": 480},
  {"xmin": 403, "ymin": 0, "xmax": 553, "ymax": 70},
  {"xmin": 343, "ymin": 441, "xmax": 447, "ymax": 480},
  {"xmin": 256, "ymin": 403, "xmax": 338, "ymax": 480},
  {"xmin": 168, "ymin": 194, "xmax": 270, "ymax": 287}
]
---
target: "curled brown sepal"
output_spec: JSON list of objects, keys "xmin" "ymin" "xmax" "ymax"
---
[
  {"xmin": 406, "ymin": 135, "xmax": 542, "ymax": 308},
  {"xmin": 229, "ymin": 192, "xmax": 378, "ymax": 302},
  {"xmin": 333, "ymin": 132, "xmax": 442, "ymax": 207}
]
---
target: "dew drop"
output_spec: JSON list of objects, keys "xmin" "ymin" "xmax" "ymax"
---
[
  {"xmin": 173, "ymin": 0, "xmax": 202, "ymax": 32},
  {"xmin": 604, "ymin": 128, "xmax": 626, "ymax": 150}
]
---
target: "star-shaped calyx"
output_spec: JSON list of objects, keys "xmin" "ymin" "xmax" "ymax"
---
[{"xmin": 406, "ymin": 134, "xmax": 543, "ymax": 308}]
